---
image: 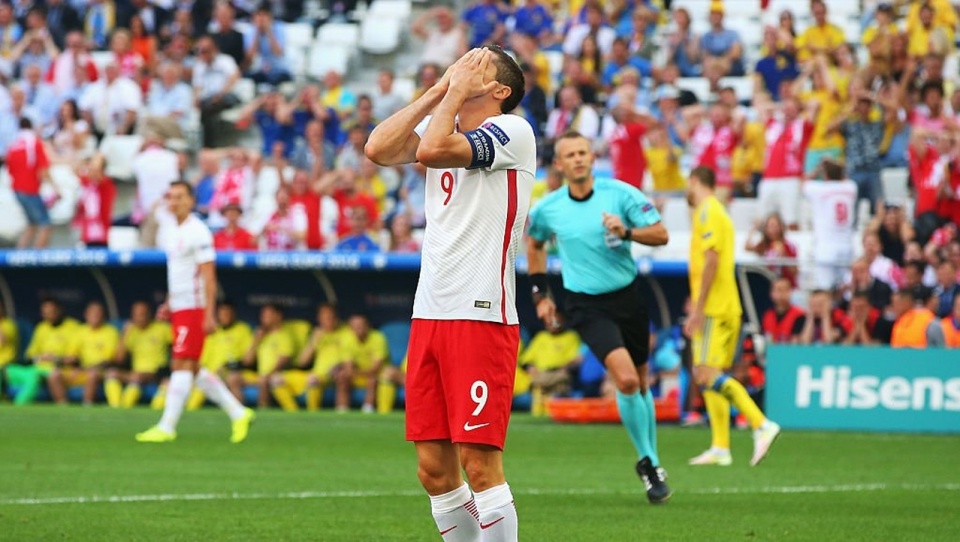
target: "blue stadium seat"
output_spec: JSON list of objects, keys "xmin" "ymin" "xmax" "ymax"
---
[
  {"xmin": 15, "ymin": 318, "xmax": 33, "ymax": 361},
  {"xmin": 380, "ymin": 320, "xmax": 411, "ymax": 366},
  {"xmin": 520, "ymin": 326, "xmax": 532, "ymax": 349},
  {"xmin": 512, "ymin": 392, "xmax": 532, "ymax": 412}
]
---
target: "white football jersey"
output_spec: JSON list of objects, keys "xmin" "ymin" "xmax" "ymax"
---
[
  {"xmin": 803, "ymin": 180, "xmax": 857, "ymax": 260},
  {"xmin": 164, "ymin": 214, "xmax": 216, "ymax": 312},
  {"xmin": 412, "ymin": 114, "xmax": 537, "ymax": 325}
]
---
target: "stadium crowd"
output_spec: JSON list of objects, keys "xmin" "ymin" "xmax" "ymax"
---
[{"xmin": 2, "ymin": 0, "xmax": 960, "ymax": 411}]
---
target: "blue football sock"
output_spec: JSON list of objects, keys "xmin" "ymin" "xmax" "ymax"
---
[
  {"xmin": 642, "ymin": 389, "xmax": 661, "ymax": 466},
  {"xmin": 616, "ymin": 391, "xmax": 656, "ymax": 463}
]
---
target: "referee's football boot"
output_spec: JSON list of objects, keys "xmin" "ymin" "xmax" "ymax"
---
[{"xmin": 636, "ymin": 457, "xmax": 672, "ymax": 504}]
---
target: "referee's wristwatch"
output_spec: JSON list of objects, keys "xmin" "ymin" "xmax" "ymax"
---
[{"xmin": 621, "ymin": 227, "xmax": 633, "ymax": 241}]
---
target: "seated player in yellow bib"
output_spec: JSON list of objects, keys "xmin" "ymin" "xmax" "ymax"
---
[
  {"xmin": 20, "ymin": 298, "xmax": 80, "ymax": 404},
  {"xmin": 199, "ymin": 301, "xmax": 254, "ymax": 408},
  {"xmin": 232, "ymin": 304, "xmax": 295, "ymax": 409},
  {"xmin": 377, "ymin": 356, "xmax": 407, "ymax": 414},
  {"xmin": 104, "ymin": 301, "xmax": 172, "ymax": 408},
  {"xmin": 48, "ymin": 301, "xmax": 119, "ymax": 405},
  {"xmin": 685, "ymin": 167, "xmax": 780, "ymax": 467},
  {"xmin": 278, "ymin": 304, "xmax": 355, "ymax": 412},
  {"xmin": 519, "ymin": 314, "xmax": 582, "ymax": 416},
  {"xmin": 343, "ymin": 314, "xmax": 389, "ymax": 414}
]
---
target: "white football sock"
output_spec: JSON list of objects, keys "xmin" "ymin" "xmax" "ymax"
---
[
  {"xmin": 195, "ymin": 368, "xmax": 246, "ymax": 421},
  {"xmin": 158, "ymin": 370, "xmax": 193, "ymax": 433},
  {"xmin": 474, "ymin": 483, "xmax": 518, "ymax": 542},
  {"xmin": 430, "ymin": 483, "xmax": 481, "ymax": 542}
]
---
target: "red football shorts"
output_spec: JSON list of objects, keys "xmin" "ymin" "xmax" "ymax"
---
[
  {"xmin": 405, "ymin": 319, "xmax": 520, "ymax": 450},
  {"xmin": 171, "ymin": 308, "xmax": 206, "ymax": 361}
]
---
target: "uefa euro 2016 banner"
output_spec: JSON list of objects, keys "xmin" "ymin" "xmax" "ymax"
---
[{"xmin": 766, "ymin": 346, "xmax": 960, "ymax": 434}]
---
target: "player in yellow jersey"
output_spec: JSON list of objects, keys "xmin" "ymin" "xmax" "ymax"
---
[
  {"xmin": 107, "ymin": 301, "xmax": 172, "ymax": 408},
  {"xmin": 519, "ymin": 314, "xmax": 581, "ymax": 416},
  {"xmin": 200, "ymin": 302, "xmax": 254, "ymax": 405},
  {"xmin": 343, "ymin": 314, "xmax": 389, "ymax": 414},
  {"xmin": 0, "ymin": 303, "xmax": 20, "ymax": 400},
  {"xmin": 233, "ymin": 304, "xmax": 295, "ymax": 409},
  {"xmin": 377, "ymin": 356, "xmax": 407, "ymax": 414},
  {"xmin": 276, "ymin": 303, "xmax": 354, "ymax": 411},
  {"xmin": 685, "ymin": 166, "xmax": 781, "ymax": 467},
  {"xmin": 49, "ymin": 301, "xmax": 119, "ymax": 405},
  {"xmin": 19, "ymin": 299, "xmax": 79, "ymax": 404}
]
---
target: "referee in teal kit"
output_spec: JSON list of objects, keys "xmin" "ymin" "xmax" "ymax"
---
[{"xmin": 526, "ymin": 131, "xmax": 672, "ymax": 504}]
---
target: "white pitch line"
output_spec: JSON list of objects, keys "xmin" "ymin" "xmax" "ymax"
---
[{"xmin": 2, "ymin": 483, "xmax": 959, "ymax": 507}]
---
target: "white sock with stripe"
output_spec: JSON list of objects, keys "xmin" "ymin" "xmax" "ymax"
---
[
  {"xmin": 430, "ymin": 483, "xmax": 481, "ymax": 541},
  {"xmin": 474, "ymin": 483, "xmax": 518, "ymax": 542},
  {"xmin": 157, "ymin": 370, "xmax": 192, "ymax": 433},
  {"xmin": 195, "ymin": 368, "xmax": 246, "ymax": 421}
]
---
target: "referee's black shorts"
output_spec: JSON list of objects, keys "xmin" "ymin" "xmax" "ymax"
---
[{"xmin": 564, "ymin": 276, "xmax": 650, "ymax": 368}]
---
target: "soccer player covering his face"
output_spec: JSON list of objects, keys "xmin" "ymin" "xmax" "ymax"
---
[
  {"xmin": 366, "ymin": 48, "xmax": 534, "ymax": 541},
  {"xmin": 527, "ymin": 131, "xmax": 672, "ymax": 504},
  {"xmin": 685, "ymin": 166, "xmax": 781, "ymax": 467}
]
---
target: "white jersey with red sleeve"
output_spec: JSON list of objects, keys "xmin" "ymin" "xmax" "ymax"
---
[
  {"xmin": 164, "ymin": 214, "xmax": 216, "ymax": 312},
  {"xmin": 412, "ymin": 113, "xmax": 537, "ymax": 325}
]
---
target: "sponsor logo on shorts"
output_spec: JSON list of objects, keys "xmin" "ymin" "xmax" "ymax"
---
[
  {"xmin": 463, "ymin": 421, "xmax": 490, "ymax": 431},
  {"xmin": 474, "ymin": 300, "xmax": 492, "ymax": 309}
]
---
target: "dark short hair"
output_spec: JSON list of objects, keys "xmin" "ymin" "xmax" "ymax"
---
[
  {"xmin": 822, "ymin": 159, "xmax": 844, "ymax": 181},
  {"xmin": 852, "ymin": 289, "xmax": 871, "ymax": 301},
  {"xmin": 690, "ymin": 166, "xmax": 716, "ymax": 189},
  {"xmin": 773, "ymin": 276, "xmax": 793, "ymax": 288},
  {"xmin": 553, "ymin": 130, "xmax": 590, "ymax": 155},
  {"xmin": 810, "ymin": 289, "xmax": 831, "ymax": 297},
  {"xmin": 262, "ymin": 303, "xmax": 283, "ymax": 315},
  {"xmin": 19, "ymin": 117, "xmax": 32, "ymax": 130},
  {"xmin": 169, "ymin": 180, "xmax": 194, "ymax": 198},
  {"xmin": 921, "ymin": 79, "xmax": 944, "ymax": 98},
  {"xmin": 485, "ymin": 45, "xmax": 525, "ymax": 113},
  {"xmin": 905, "ymin": 260, "xmax": 927, "ymax": 275},
  {"xmin": 40, "ymin": 297, "xmax": 61, "ymax": 308}
]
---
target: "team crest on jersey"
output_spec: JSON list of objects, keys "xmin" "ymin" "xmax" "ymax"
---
[
  {"xmin": 474, "ymin": 300, "xmax": 492, "ymax": 309},
  {"xmin": 641, "ymin": 203, "xmax": 654, "ymax": 213},
  {"xmin": 481, "ymin": 122, "xmax": 511, "ymax": 146}
]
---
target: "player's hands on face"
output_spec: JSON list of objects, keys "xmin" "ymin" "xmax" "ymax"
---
[
  {"xmin": 438, "ymin": 49, "xmax": 476, "ymax": 93},
  {"xmin": 684, "ymin": 309, "xmax": 704, "ymax": 337},
  {"xmin": 449, "ymin": 48, "xmax": 499, "ymax": 99},
  {"xmin": 602, "ymin": 212, "xmax": 627, "ymax": 239}
]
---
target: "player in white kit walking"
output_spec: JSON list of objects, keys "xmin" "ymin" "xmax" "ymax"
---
[
  {"xmin": 136, "ymin": 181, "xmax": 255, "ymax": 443},
  {"xmin": 366, "ymin": 48, "xmax": 533, "ymax": 542}
]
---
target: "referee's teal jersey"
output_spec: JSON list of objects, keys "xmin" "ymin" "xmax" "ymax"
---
[{"xmin": 528, "ymin": 178, "xmax": 663, "ymax": 295}]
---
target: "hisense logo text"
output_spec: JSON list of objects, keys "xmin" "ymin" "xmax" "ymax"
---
[{"xmin": 795, "ymin": 366, "xmax": 960, "ymax": 411}]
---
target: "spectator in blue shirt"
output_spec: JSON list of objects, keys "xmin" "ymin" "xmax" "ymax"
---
[
  {"xmin": 244, "ymin": 5, "xmax": 290, "ymax": 85},
  {"xmin": 755, "ymin": 26, "xmax": 799, "ymax": 101},
  {"xmin": 335, "ymin": 205, "xmax": 381, "ymax": 252},
  {"xmin": 461, "ymin": 0, "xmax": 506, "ymax": 49},
  {"xmin": 236, "ymin": 88, "xmax": 295, "ymax": 158},
  {"xmin": 700, "ymin": 3, "xmax": 744, "ymax": 77},
  {"xmin": 145, "ymin": 62, "xmax": 194, "ymax": 140},
  {"xmin": 512, "ymin": 0, "xmax": 553, "ymax": 42},
  {"xmin": 193, "ymin": 149, "xmax": 220, "ymax": 218},
  {"xmin": 601, "ymin": 38, "xmax": 652, "ymax": 90}
]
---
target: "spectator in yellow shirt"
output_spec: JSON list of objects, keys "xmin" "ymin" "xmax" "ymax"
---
[
  {"xmin": 519, "ymin": 314, "xmax": 582, "ymax": 415},
  {"xmin": 907, "ymin": 0, "xmax": 957, "ymax": 41},
  {"xmin": 49, "ymin": 301, "xmax": 119, "ymax": 405},
  {"xmin": 795, "ymin": 0, "xmax": 846, "ymax": 63},
  {"xmin": 106, "ymin": 301, "xmax": 172, "ymax": 409},
  {"xmin": 20, "ymin": 298, "xmax": 80, "ymax": 405},
  {"xmin": 643, "ymin": 124, "xmax": 686, "ymax": 193},
  {"xmin": 344, "ymin": 314, "xmax": 390, "ymax": 414},
  {"xmin": 234, "ymin": 304, "xmax": 295, "ymax": 409},
  {"xmin": 907, "ymin": 2, "xmax": 955, "ymax": 58},
  {"xmin": 796, "ymin": 57, "xmax": 846, "ymax": 177}
]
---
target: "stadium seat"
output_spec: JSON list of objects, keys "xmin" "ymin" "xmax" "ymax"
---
[
  {"xmin": 881, "ymin": 168, "xmax": 909, "ymax": 204},
  {"xmin": 256, "ymin": 166, "xmax": 282, "ymax": 197},
  {"xmin": 98, "ymin": 135, "xmax": 144, "ymax": 182},
  {"xmin": 284, "ymin": 22, "xmax": 315, "ymax": 50},
  {"xmin": 392, "ymin": 77, "xmax": 416, "ymax": 102},
  {"xmin": 659, "ymin": 197, "xmax": 691, "ymax": 233},
  {"xmin": 108, "ymin": 226, "xmax": 140, "ymax": 250},
  {"xmin": 729, "ymin": 198, "xmax": 761, "ymax": 232},
  {"xmin": 360, "ymin": 16, "xmax": 402, "ymax": 55},
  {"xmin": 90, "ymin": 51, "xmax": 115, "ymax": 72},
  {"xmin": 284, "ymin": 47, "xmax": 308, "ymax": 81},
  {"xmin": 316, "ymin": 22, "xmax": 360, "ymax": 47},
  {"xmin": 719, "ymin": 76, "xmax": 754, "ymax": 102},
  {"xmin": 0, "ymin": 183, "xmax": 27, "ymax": 242},
  {"xmin": 543, "ymin": 50, "xmax": 565, "ymax": 80},
  {"xmin": 15, "ymin": 317, "xmax": 33, "ymax": 361},
  {"xmin": 379, "ymin": 320, "xmax": 411, "ymax": 365},
  {"xmin": 234, "ymin": 78, "xmax": 256, "ymax": 103},
  {"xmin": 308, "ymin": 43, "xmax": 351, "ymax": 78},
  {"xmin": 677, "ymin": 77, "xmax": 711, "ymax": 102},
  {"xmin": 368, "ymin": 0, "xmax": 412, "ymax": 22}
]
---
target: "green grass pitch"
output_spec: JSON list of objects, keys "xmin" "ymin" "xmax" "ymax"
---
[{"xmin": 1, "ymin": 408, "xmax": 959, "ymax": 541}]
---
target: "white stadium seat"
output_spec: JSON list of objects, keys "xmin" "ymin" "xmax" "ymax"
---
[
  {"xmin": 361, "ymin": 16, "xmax": 402, "ymax": 55},
  {"xmin": 677, "ymin": 77, "xmax": 711, "ymax": 102},
  {"xmin": 719, "ymin": 76, "xmax": 754, "ymax": 102},
  {"xmin": 99, "ymin": 135, "xmax": 144, "ymax": 181},
  {"xmin": 234, "ymin": 78, "xmax": 256, "ymax": 103},
  {"xmin": 368, "ymin": 0, "xmax": 412, "ymax": 22},
  {"xmin": 660, "ymin": 197, "xmax": 691, "ymax": 233},
  {"xmin": 392, "ymin": 77, "xmax": 416, "ymax": 102},
  {"xmin": 0, "ymin": 181, "xmax": 26, "ymax": 242},
  {"xmin": 881, "ymin": 168, "xmax": 910, "ymax": 204},
  {"xmin": 90, "ymin": 51, "xmax": 115, "ymax": 72},
  {"xmin": 108, "ymin": 226, "xmax": 140, "ymax": 250},
  {"xmin": 308, "ymin": 43, "xmax": 351, "ymax": 77},
  {"xmin": 317, "ymin": 22, "xmax": 360, "ymax": 47},
  {"xmin": 256, "ymin": 166, "xmax": 282, "ymax": 197},
  {"xmin": 284, "ymin": 22, "xmax": 315, "ymax": 50}
]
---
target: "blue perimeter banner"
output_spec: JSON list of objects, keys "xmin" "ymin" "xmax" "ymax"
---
[
  {"xmin": 0, "ymin": 249, "xmax": 689, "ymax": 275},
  {"xmin": 766, "ymin": 345, "xmax": 960, "ymax": 434}
]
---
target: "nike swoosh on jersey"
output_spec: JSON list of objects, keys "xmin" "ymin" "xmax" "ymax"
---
[
  {"xmin": 463, "ymin": 422, "xmax": 491, "ymax": 432},
  {"xmin": 481, "ymin": 517, "xmax": 505, "ymax": 530}
]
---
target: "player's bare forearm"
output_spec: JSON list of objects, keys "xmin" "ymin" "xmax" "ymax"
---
[
  {"xmin": 526, "ymin": 237, "xmax": 549, "ymax": 276},
  {"xmin": 366, "ymin": 85, "xmax": 445, "ymax": 166},
  {"xmin": 415, "ymin": 86, "xmax": 472, "ymax": 168},
  {"xmin": 200, "ymin": 262, "xmax": 217, "ymax": 316},
  {"xmin": 695, "ymin": 250, "xmax": 719, "ymax": 314},
  {"xmin": 631, "ymin": 223, "xmax": 669, "ymax": 246}
]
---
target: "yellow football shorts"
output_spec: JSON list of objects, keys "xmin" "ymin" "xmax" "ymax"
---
[{"xmin": 692, "ymin": 315, "xmax": 741, "ymax": 370}]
